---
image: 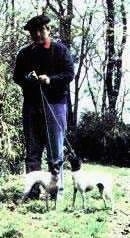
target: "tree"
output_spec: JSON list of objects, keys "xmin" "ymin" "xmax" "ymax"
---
[
  {"xmin": 73, "ymin": 0, "xmax": 98, "ymax": 130},
  {"xmin": 102, "ymin": 0, "xmax": 127, "ymax": 122}
]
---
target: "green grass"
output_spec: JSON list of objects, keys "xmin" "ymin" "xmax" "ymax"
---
[{"xmin": 0, "ymin": 163, "xmax": 130, "ymax": 238}]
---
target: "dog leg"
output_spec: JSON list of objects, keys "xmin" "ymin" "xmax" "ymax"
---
[
  {"xmin": 101, "ymin": 188, "xmax": 114, "ymax": 211},
  {"xmin": 104, "ymin": 191, "xmax": 114, "ymax": 212},
  {"xmin": 22, "ymin": 183, "xmax": 33, "ymax": 203},
  {"xmin": 72, "ymin": 187, "xmax": 77, "ymax": 208},
  {"xmin": 54, "ymin": 198, "xmax": 57, "ymax": 210},
  {"xmin": 102, "ymin": 193, "xmax": 107, "ymax": 209},
  {"xmin": 45, "ymin": 192, "xmax": 49, "ymax": 211},
  {"xmin": 80, "ymin": 191, "xmax": 85, "ymax": 209},
  {"xmin": 97, "ymin": 183, "xmax": 107, "ymax": 209},
  {"xmin": 22, "ymin": 192, "xmax": 30, "ymax": 203}
]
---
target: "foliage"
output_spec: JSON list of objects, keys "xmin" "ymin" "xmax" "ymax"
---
[
  {"xmin": 0, "ymin": 175, "xmax": 23, "ymax": 203},
  {"xmin": 0, "ymin": 225, "xmax": 23, "ymax": 238},
  {"xmin": 70, "ymin": 111, "xmax": 130, "ymax": 166},
  {"xmin": 18, "ymin": 200, "xmax": 47, "ymax": 214},
  {"xmin": 0, "ymin": 61, "xmax": 24, "ymax": 175}
]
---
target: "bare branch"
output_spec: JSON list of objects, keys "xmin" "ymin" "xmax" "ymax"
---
[
  {"xmin": 86, "ymin": 71, "xmax": 98, "ymax": 115},
  {"xmin": 118, "ymin": 86, "xmax": 128, "ymax": 121},
  {"xmin": 0, "ymin": 0, "xmax": 5, "ymax": 13},
  {"xmin": 46, "ymin": 0, "xmax": 61, "ymax": 17},
  {"xmin": 119, "ymin": 0, "xmax": 127, "ymax": 57},
  {"xmin": 30, "ymin": 0, "xmax": 38, "ymax": 11},
  {"xmin": 57, "ymin": 0, "xmax": 64, "ymax": 15}
]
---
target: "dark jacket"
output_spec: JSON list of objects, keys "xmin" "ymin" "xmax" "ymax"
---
[{"xmin": 13, "ymin": 41, "xmax": 74, "ymax": 104}]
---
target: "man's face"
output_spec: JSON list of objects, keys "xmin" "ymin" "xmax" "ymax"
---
[{"xmin": 30, "ymin": 25, "xmax": 50, "ymax": 44}]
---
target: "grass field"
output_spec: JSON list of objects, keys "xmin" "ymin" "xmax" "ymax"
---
[{"xmin": 0, "ymin": 163, "xmax": 130, "ymax": 238}]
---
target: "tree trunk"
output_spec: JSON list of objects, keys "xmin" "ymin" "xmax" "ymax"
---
[
  {"xmin": 104, "ymin": 0, "xmax": 127, "ymax": 124},
  {"xmin": 105, "ymin": 0, "xmax": 116, "ymax": 115},
  {"xmin": 10, "ymin": 0, "xmax": 15, "ymax": 70}
]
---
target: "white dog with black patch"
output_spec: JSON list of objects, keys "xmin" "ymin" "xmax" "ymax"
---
[
  {"xmin": 22, "ymin": 162, "xmax": 62, "ymax": 210},
  {"xmin": 68, "ymin": 155, "xmax": 113, "ymax": 211}
]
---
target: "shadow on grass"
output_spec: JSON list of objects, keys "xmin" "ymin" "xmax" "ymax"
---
[
  {"xmin": 63, "ymin": 206, "xmax": 109, "ymax": 215},
  {"xmin": 83, "ymin": 207, "xmax": 107, "ymax": 214}
]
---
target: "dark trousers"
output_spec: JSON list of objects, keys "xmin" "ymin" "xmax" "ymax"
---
[{"xmin": 23, "ymin": 103, "xmax": 67, "ymax": 188}]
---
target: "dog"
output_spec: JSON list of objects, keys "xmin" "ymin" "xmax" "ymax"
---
[
  {"xmin": 22, "ymin": 161, "xmax": 62, "ymax": 211},
  {"xmin": 68, "ymin": 154, "xmax": 113, "ymax": 211}
]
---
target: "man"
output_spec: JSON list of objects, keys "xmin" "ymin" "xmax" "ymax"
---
[{"xmin": 13, "ymin": 14, "xmax": 74, "ymax": 198}]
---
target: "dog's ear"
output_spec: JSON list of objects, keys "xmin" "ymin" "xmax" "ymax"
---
[
  {"xmin": 68, "ymin": 155, "xmax": 81, "ymax": 171},
  {"xmin": 48, "ymin": 161, "xmax": 63, "ymax": 175},
  {"xmin": 53, "ymin": 161, "xmax": 63, "ymax": 175}
]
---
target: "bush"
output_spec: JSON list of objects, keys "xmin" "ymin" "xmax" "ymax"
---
[
  {"xmin": 69, "ymin": 111, "xmax": 130, "ymax": 166},
  {"xmin": 0, "ymin": 175, "xmax": 23, "ymax": 203},
  {"xmin": 0, "ymin": 225, "xmax": 23, "ymax": 238},
  {"xmin": 0, "ymin": 62, "xmax": 24, "ymax": 175}
]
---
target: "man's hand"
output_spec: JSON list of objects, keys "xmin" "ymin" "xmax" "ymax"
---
[
  {"xmin": 38, "ymin": 74, "xmax": 50, "ymax": 84},
  {"xmin": 26, "ymin": 70, "xmax": 38, "ymax": 81}
]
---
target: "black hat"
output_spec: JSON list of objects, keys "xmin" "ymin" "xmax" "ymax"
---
[{"xmin": 24, "ymin": 15, "xmax": 51, "ymax": 31}]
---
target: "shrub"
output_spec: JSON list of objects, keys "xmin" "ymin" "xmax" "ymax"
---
[{"xmin": 69, "ymin": 111, "xmax": 130, "ymax": 166}]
